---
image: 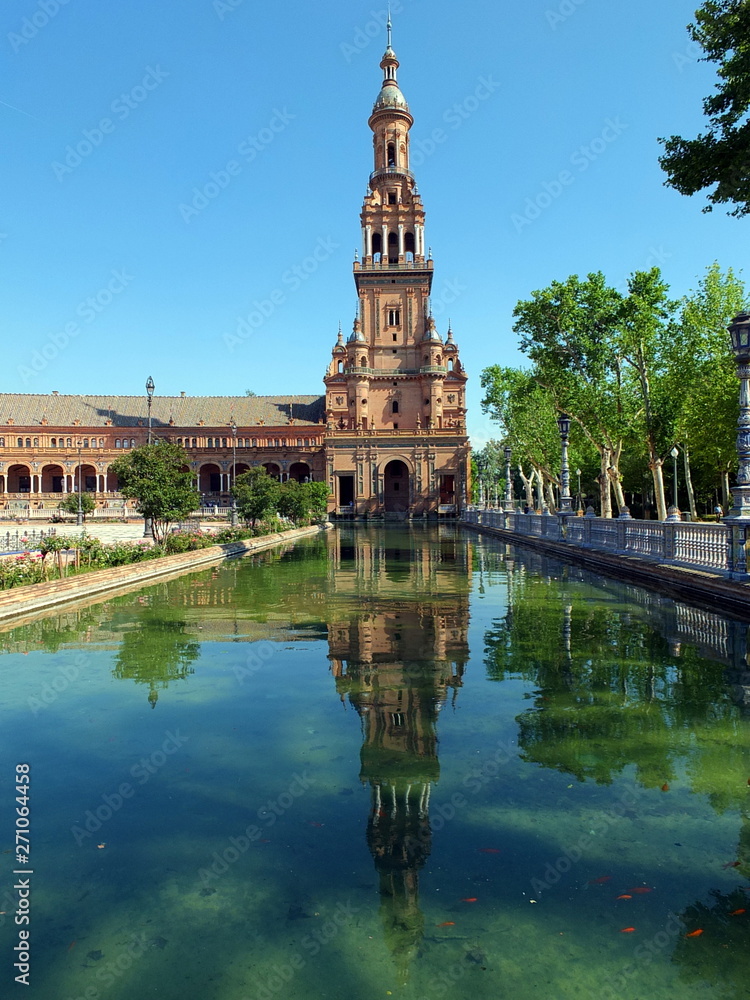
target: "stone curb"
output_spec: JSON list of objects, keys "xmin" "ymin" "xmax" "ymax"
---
[
  {"xmin": 0, "ymin": 523, "xmax": 332, "ymax": 625},
  {"xmin": 462, "ymin": 521, "xmax": 750, "ymax": 617}
]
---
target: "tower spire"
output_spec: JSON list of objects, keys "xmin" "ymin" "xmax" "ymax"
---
[{"xmin": 387, "ymin": 5, "xmax": 392, "ymax": 48}]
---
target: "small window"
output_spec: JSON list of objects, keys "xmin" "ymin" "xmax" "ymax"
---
[
  {"xmin": 51, "ymin": 438, "xmax": 56, "ymax": 447},
  {"xmin": 0, "ymin": 437, "xmax": 4, "ymax": 446},
  {"xmin": 392, "ymin": 401, "xmax": 399, "ymax": 414},
  {"xmin": 99, "ymin": 438, "xmax": 104, "ymax": 447},
  {"xmin": 388, "ymin": 193, "xmax": 397, "ymax": 205},
  {"xmin": 33, "ymin": 437, "xmax": 39, "ymax": 447},
  {"xmin": 192, "ymin": 438, "xmax": 197, "ymax": 448},
  {"xmin": 115, "ymin": 439, "xmax": 121, "ymax": 448},
  {"xmin": 25, "ymin": 438, "xmax": 31, "ymax": 448},
  {"xmin": 252, "ymin": 439, "xmax": 257, "ymax": 447},
  {"xmin": 297, "ymin": 439, "xmax": 303, "ymax": 446},
  {"xmin": 130, "ymin": 439, "xmax": 135, "ymax": 448},
  {"xmin": 388, "ymin": 309, "xmax": 400, "ymax": 326},
  {"xmin": 66, "ymin": 438, "xmax": 72, "ymax": 447},
  {"xmin": 222, "ymin": 438, "xmax": 227, "ymax": 448},
  {"xmin": 17, "ymin": 437, "xmax": 23, "ymax": 447},
  {"xmin": 83, "ymin": 439, "xmax": 89, "ymax": 448},
  {"xmin": 393, "ymin": 423, "xmax": 398, "ymax": 430},
  {"xmin": 392, "ymin": 333, "xmax": 397, "ymax": 342}
]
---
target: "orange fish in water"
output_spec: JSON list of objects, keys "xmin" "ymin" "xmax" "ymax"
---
[
  {"xmin": 67, "ymin": 941, "xmax": 76, "ymax": 952},
  {"xmin": 478, "ymin": 848, "xmax": 501, "ymax": 854},
  {"xmin": 437, "ymin": 922, "xmax": 455, "ymax": 927},
  {"xmin": 722, "ymin": 861, "xmax": 741, "ymax": 869},
  {"xmin": 685, "ymin": 929, "xmax": 703, "ymax": 938},
  {"xmin": 620, "ymin": 927, "xmax": 636, "ymax": 933},
  {"xmin": 730, "ymin": 909, "xmax": 746, "ymax": 916},
  {"xmin": 462, "ymin": 898, "xmax": 478, "ymax": 903},
  {"xmin": 588, "ymin": 876, "xmax": 612, "ymax": 885},
  {"xmin": 616, "ymin": 894, "xmax": 633, "ymax": 900},
  {"xmin": 629, "ymin": 887, "xmax": 653, "ymax": 894},
  {"xmin": 661, "ymin": 783, "xmax": 670, "ymax": 792}
]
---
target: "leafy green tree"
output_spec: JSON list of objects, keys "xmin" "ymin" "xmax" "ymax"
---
[
  {"xmin": 232, "ymin": 466, "xmax": 280, "ymax": 525},
  {"xmin": 658, "ymin": 0, "xmax": 750, "ymax": 216},
  {"xmin": 670, "ymin": 262, "xmax": 748, "ymax": 508},
  {"xmin": 510, "ymin": 273, "xmax": 635, "ymax": 517},
  {"xmin": 110, "ymin": 442, "xmax": 199, "ymax": 543},
  {"xmin": 276, "ymin": 480, "xmax": 330, "ymax": 524},
  {"xmin": 59, "ymin": 492, "xmax": 96, "ymax": 522}
]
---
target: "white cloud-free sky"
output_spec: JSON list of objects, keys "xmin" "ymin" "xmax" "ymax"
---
[{"xmin": 2, "ymin": 0, "xmax": 742, "ymax": 444}]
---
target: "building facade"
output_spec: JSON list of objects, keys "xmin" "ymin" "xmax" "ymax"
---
[{"xmin": 0, "ymin": 26, "xmax": 469, "ymax": 520}]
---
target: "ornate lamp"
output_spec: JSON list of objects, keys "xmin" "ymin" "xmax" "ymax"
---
[
  {"xmin": 725, "ymin": 312, "xmax": 750, "ymax": 520},
  {"xmin": 557, "ymin": 413, "xmax": 573, "ymax": 513}
]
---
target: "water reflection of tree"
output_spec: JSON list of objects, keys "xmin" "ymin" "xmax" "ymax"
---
[
  {"xmin": 112, "ymin": 615, "xmax": 200, "ymax": 706},
  {"xmin": 484, "ymin": 566, "xmax": 741, "ymax": 792},
  {"xmin": 672, "ymin": 878, "xmax": 750, "ymax": 996}
]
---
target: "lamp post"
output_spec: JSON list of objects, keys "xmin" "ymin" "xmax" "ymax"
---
[
  {"xmin": 230, "ymin": 419, "xmax": 238, "ymax": 527},
  {"xmin": 557, "ymin": 413, "xmax": 573, "ymax": 514},
  {"xmin": 143, "ymin": 376, "xmax": 155, "ymax": 539},
  {"xmin": 76, "ymin": 439, "xmax": 83, "ymax": 526},
  {"xmin": 503, "ymin": 446, "xmax": 514, "ymax": 512},
  {"xmin": 666, "ymin": 446, "xmax": 681, "ymax": 521},
  {"xmin": 576, "ymin": 468, "xmax": 582, "ymax": 513},
  {"xmin": 725, "ymin": 312, "xmax": 750, "ymax": 521}
]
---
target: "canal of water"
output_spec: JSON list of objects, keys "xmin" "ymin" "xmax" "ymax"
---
[{"xmin": 1, "ymin": 524, "xmax": 749, "ymax": 999}]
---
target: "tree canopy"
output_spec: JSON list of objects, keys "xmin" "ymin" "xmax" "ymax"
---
[
  {"xmin": 110, "ymin": 442, "xmax": 199, "ymax": 542},
  {"xmin": 658, "ymin": 0, "xmax": 750, "ymax": 216}
]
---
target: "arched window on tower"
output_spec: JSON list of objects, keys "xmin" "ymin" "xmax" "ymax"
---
[
  {"xmin": 360, "ymin": 356, "xmax": 367, "ymax": 368},
  {"xmin": 371, "ymin": 232, "xmax": 382, "ymax": 263},
  {"xmin": 448, "ymin": 358, "xmax": 454, "ymax": 370},
  {"xmin": 405, "ymin": 231, "xmax": 415, "ymax": 262},
  {"xmin": 337, "ymin": 360, "xmax": 344, "ymax": 373},
  {"xmin": 388, "ymin": 231, "xmax": 399, "ymax": 263},
  {"xmin": 387, "ymin": 142, "xmax": 396, "ymax": 167}
]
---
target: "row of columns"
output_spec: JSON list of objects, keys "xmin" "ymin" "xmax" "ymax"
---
[{"xmin": 362, "ymin": 224, "xmax": 424, "ymax": 259}]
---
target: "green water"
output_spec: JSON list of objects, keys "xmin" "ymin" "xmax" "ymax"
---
[{"xmin": 1, "ymin": 525, "xmax": 749, "ymax": 1000}]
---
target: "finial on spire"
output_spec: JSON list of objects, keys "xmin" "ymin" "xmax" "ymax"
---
[{"xmin": 387, "ymin": 4, "xmax": 392, "ymax": 48}]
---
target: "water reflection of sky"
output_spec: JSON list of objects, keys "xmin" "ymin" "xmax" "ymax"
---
[{"xmin": 0, "ymin": 524, "xmax": 748, "ymax": 1000}]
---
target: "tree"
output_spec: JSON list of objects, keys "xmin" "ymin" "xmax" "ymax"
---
[
  {"xmin": 110, "ymin": 443, "xmax": 199, "ymax": 543},
  {"xmin": 658, "ymin": 1, "xmax": 750, "ymax": 217},
  {"xmin": 59, "ymin": 492, "xmax": 96, "ymax": 522},
  {"xmin": 232, "ymin": 466, "xmax": 280, "ymax": 525},
  {"xmin": 276, "ymin": 480, "xmax": 330, "ymax": 524},
  {"xmin": 510, "ymin": 273, "xmax": 635, "ymax": 517}
]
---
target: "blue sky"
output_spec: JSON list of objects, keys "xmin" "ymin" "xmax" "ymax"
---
[{"xmin": 1, "ymin": 0, "xmax": 742, "ymax": 444}]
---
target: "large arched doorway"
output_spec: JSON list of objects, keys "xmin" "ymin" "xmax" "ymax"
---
[
  {"xmin": 288, "ymin": 462, "xmax": 311, "ymax": 483},
  {"xmin": 383, "ymin": 460, "xmax": 410, "ymax": 513},
  {"xmin": 7, "ymin": 464, "xmax": 31, "ymax": 494},
  {"xmin": 263, "ymin": 463, "xmax": 281, "ymax": 481},
  {"xmin": 199, "ymin": 464, "xmax": 222, "ymax": 496},
  {"xmin": 41, "ymin": 464, "xmax": 65, "ymax": 494}
]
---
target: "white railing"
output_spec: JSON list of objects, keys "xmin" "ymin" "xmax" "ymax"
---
[{"xmin": 461, "ymin": 508, "xmax": 746, "ymax": 578}]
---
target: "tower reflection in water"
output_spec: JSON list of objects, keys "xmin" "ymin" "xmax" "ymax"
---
[{"xmin": 327, "ymin": 525, "xmax": 470, "ymax": 979}]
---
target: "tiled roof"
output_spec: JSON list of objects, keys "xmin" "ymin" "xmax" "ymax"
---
[{"xmin": 0, "ymin": 394, "xmax": 326, "ymax": 429}]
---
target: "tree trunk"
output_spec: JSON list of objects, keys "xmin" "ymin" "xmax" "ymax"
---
[
  {"xmin": 607, "ymin": 466, "xmax": 626, "ymax": 514},
  {"xmin": 650, "ymin": 459, "xmax": 668, "ymax": 520},
  {"xmin": 683, "ymin": 445, "xmax": 697, "ymax": 519},
  {"xmin": 534, "ymin": 468, "xmax": 545, "ymax": 512},
  {"xmin": 598, "ymin": 448, "xmax": 612, "ymax": 518},
  {"xmin": 517, "ymin": 465, "xmax": 534, "ymax": 509},
  {"xmin": 722, "ymin": 470, "xmax": 731, "ymax": 510},
  {"xmin": 545, "ymin": 479, "xmax": 556, "ymax": 512}
]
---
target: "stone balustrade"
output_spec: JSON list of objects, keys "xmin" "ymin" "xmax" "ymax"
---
[{"xmin": 461, "ymin": 508, "xmax": 748, "ymax": 580}]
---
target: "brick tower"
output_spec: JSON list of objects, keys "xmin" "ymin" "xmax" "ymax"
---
[{"xmin": 324, "ymin": 19, "xmax": 470, "ymax": 518}]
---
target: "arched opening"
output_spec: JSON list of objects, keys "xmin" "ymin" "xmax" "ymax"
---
[
  {"xmin": 387, "ymin": 142, "xmax": 396, "ymax": 167},
  {"xmin": 41, "ymin": 464, "xmax": 65, "ymax": 494},
  {"xmin": 289, "ymin": 462, "xmax": 311, "ymax": 483},
  {"xmin": 371, "ymin": 232, "xmax": 382, "ymax": 262},
  {"xmin": 7, "ymin": 464, "xmax": 32, "ymax": 494},
  {"xmin": 337, "ymin": 360, "xmax": 344, "ymax": 373},
  {"xmin": 199, "ymin": 463, "xmax": 222, "ymax": 496},
  {"xmin": 448, "ymin": 358, "xmax": 454, "ymax": 370},
  {"xmin": 74, "ymin": 465, "xmax": 98, "ymax": 492},
  {"xmin": 233, "ymin": 463, "xmax": 250, "ymax": 480},
  {"xmin": 405, "ymin": 232, "xmax": 415, "ymax": 260},
  {"xmin": 106, "ymin": 469, "xmax": 119, "ymax": 492},
  {"xmin": 360, "ymin": 356, "xmax": 367, "ymax": 368},
  {"xmin": 383, "ymin": 460, "xmax": 410, "ymax": 513},
  {"xmin": 388, "ymin": 232, "xmax": 399, "ymax": 263},
  {"xmin": 263, "ymin": 463, "xmax": 281, "ymax": 481}
]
